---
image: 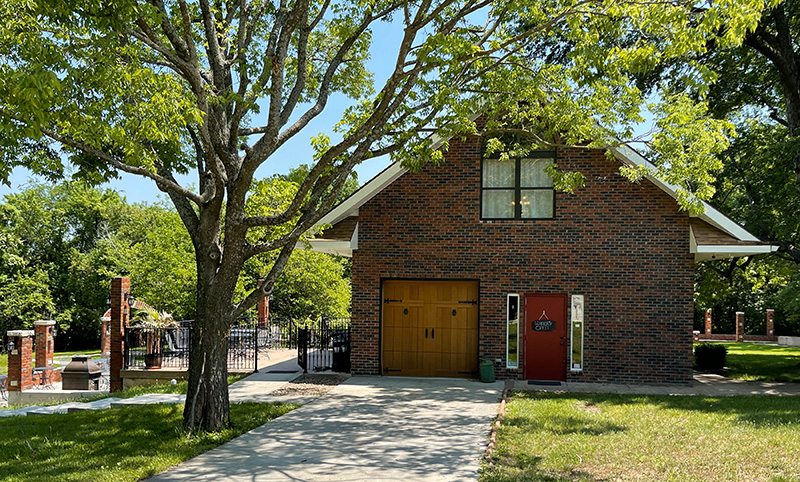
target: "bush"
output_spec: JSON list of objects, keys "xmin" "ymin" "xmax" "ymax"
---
[{"xmin": 694, "ymin": 343, "xmax": 728, "ymax": 370}]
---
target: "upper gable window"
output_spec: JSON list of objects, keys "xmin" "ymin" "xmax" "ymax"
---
[{"xmin": 481, "ymin": 152, "xmax": 555, "ymax": 219}]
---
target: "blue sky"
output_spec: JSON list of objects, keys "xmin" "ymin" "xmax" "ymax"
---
[
  {"xmin": 0, "ymin": 16, "xmax": 658, "ymax": 204},
  {"xmin": 0, "ymin": 19, "xmax": 404, "ymax": 204}
]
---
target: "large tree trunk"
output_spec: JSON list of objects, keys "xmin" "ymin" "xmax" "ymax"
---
[
  {"xmin": 181, "ymin": 215, "xmax": 239, "ymax": 433},
  {"xmin": 183, "ymin": 286, "xmax": 232, "ymax": 432}
]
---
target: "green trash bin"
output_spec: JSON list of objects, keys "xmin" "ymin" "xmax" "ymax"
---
[{"xmin": 479, "ymin": 357, "xmax": 495, "ymax": 383}]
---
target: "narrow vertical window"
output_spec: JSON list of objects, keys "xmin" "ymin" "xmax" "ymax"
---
[
  {"xmin": 570, "ymin": 295, "xmax": 584, "ymax": 372},
  {"xmin": 507, "ymin": 294, "xmax": 519, "ymax": 369}
]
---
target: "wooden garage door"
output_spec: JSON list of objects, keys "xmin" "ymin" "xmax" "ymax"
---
[{"xmin": 382, "ymin": 280, "xmax": 478, "ymax": 378}]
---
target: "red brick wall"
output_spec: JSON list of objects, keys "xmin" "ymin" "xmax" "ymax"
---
[{"xmin": 351, "ymin": 134, "xmax": 695, "ymax": 384}]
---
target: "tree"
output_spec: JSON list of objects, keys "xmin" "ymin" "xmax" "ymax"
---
[
  {"xmin": 0, "ymin": 183, "xmax": 127, "ymax": 349},
  {"xmin": 0, "ymin": 0, "xmax": 770, "ymax": 431}
]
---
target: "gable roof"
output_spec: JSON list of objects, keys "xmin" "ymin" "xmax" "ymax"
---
[{"xmin": 308, "ymin": 141, "xmax": 777, "ymax": 261}]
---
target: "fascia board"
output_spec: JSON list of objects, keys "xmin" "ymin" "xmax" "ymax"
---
[
  {"xmin": 610, "ymin": 144, "xmax": 760, "ymax": 242},
  {"xmin": 305, "ymin": 240, "xmax": 353, "ymax": 258},
  {"xmin": 695, "ymin": 245, "xmax": 777, "ymax": 254},
  {"xmin": 694, "ymin": 244, "xmax": 777, "ymax": 262},
  {"xmin": 316, "ymin": 162, "xmax": 408, "ymax": 227}
]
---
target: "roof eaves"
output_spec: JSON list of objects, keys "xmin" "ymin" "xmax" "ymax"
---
[{"xmin": 609, "ymin": 144, "xmax": 761, "ymax": 243}]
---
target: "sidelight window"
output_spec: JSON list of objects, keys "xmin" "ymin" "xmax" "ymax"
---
[
  {"xmin": 507, "ymin": 294, "xmax": 519, "ymax": 369},
  {"xmin": 482, "ymin": 152, "xmax": 555, "ymax": 219}
]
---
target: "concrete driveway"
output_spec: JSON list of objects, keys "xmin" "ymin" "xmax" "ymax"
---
[{"xmin": 149, "ymin": 376, "xmax": 503, "ymax": 481}]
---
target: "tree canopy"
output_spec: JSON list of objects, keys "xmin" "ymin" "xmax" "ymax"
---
[{"xmin": 0, "ymin": 0, "xmax": 775, "ymax": 431}]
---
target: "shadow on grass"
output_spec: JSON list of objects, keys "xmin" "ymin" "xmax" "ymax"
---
[
  {"xmin": 0, "ymin": 402, "xmax": 294, "ymax": 482},
  {"xmin": 504, "ymin": 413, "xmax": 627, "ymax": 436},
  {"xmin": 483, "ymin": 453, "xmax": 607, "ymax": 482},
  {"xmin": 513, "ymin": 391, "xmax": 800, "ymax": 428}
]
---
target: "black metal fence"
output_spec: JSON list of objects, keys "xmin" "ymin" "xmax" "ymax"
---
[
  {"xmin": 297, "ymin": 318, "xmax": 351, "ymax": 373},
  {"xmin": 124, "ymin": 321, "xmax": 192, "ymax": 370},
  {"xmin": 124, "ymin": 317, "xmax": 350, "ymax": 373}
]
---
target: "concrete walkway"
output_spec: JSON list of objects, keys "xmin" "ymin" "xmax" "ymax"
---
[
  {"xmin": 0, "ymin": 349, "xmax": 306, "ymax": 416},
  {"xmin": 148, "ymin": 377, "xmax": 504, "ymax": 482}
]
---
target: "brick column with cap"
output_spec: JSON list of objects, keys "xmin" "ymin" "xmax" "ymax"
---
[
  {"xmin": 257, "ymin": 279, "xmax": 269, "ymax": 329},
  {"xmin": 100, "ymin": 316, "xmax": 111, "ymax": 358},
  {"xmin": 766, "ymin": 309, "xmax": 776, "ymax": 340},
  {"xmin": 34, "ymin": 320, "xmax": 56, "ymax": 368},
  {"xmin": 736, "ymin": 312, "xmax": 745, "ymax": 342},
  {"xmin": 6, "ymin": 330, "xmax": 34, "ymax": 391},
  {"xmin": 704, "ymin": 309, "xmax": 712, "ymax": 336},
  {"xmin": 110, "ymin": 277, "xmax": 130, "ymax": 392}
]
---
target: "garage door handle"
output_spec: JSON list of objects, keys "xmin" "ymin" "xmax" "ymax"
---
[
  {"xmin": 431, "ymin": 328, "xmax": 435, "ymax": 339},
  {"xmin": 425, "ymin": 328, "xmax": 428, "ymax": 338}
]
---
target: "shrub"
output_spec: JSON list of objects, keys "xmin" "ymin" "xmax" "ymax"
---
[{"xmin": 694, "ymin": 343, "xmax": 728, "ymax": 370}]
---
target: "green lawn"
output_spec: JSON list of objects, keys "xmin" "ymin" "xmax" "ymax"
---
[
  {"xmin": 720, "ymin": 342, "xmax": 800, "ymax": 383},
  {"xmin": 0, "ymin": 401, "xmax": 295, "ymax": 482},
  {"xmin": 483, "ymin": 392, "xmax": 800, "ymax": 482}
]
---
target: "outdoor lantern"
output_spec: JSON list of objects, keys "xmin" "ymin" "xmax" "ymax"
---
[
  {"xmin": 7, "ymin": 339, "xmax": 15, "ymax": 353},
  {"xmin": 126, "ymin": 293, "xmax": 136, "ymax": 309}
]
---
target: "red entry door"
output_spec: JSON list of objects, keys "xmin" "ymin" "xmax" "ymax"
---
[{"xmin": 523, "ymin": 294, "xmax": 567, "ymax": 381}]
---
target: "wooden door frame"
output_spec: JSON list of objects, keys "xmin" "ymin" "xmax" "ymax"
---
[
  {"xmin": 378, "ymin": 278, "xmax": 481, "ymax": 376},
  {"xmin": 522, "ymin": 293, "xmax": 568, "ymax": 380}
]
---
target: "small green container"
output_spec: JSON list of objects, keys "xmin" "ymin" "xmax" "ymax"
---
[{"xmin": 479, "ymin": 357, "xmax": 495, "ymax": 383}]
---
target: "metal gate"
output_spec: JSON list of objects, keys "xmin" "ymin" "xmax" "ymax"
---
[{"xmin": 297, "ymin": 318, "xmax": 350, "ymax": 373}]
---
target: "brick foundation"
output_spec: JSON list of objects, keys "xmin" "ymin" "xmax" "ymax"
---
[{"xmin": 351, "ymin": 137, "xmax": 695, "ymax": 384}]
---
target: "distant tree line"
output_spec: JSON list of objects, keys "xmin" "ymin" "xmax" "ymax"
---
[{"xmin": 0, "ymin": 168, "xmax": 355, "ymax": 351}]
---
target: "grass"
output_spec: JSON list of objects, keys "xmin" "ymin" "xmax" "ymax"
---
[
  {"xmin": 483, "ymin": 392, "xmax": 800, "ymax": 482},
  {"xmin": 719, "ymin": 342, "xmax": 800, "ymax": 383},
  {"xmin": 0, "ymin": 401, "xmax": 296, "ymax": 482}
]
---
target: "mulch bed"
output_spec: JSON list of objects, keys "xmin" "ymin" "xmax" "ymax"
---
[{"xmin": 270, "ymin": 373, "xmax": 350, "ymax": 397}]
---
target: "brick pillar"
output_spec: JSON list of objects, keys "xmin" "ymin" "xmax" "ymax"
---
[
  {"xmin": 6, "ymin": 330, "xmax": 34, "ymax": 391},
  {"xmin": 34, "ymin": 320, "xmax": 56, "ymax": 368},
  {"xmin": 257, "ymin": 279, "xmax": 269, "ymax": 328},
  {"xmin": 110, "ymin": 277, "xmax": 130, "ymax": 392},
  {"xmin": 705, "ymin": 309, "xmax": 712, "ymax": 336},
  {"xmin": 766, "ymin": 309, "xmax": 776, "ymax": 339},
  {"xmin": 100, "ymin": 316, "xmax": 111, "ymax": 358},
  {"xmin": 736, "ymin": 312, "xmax": 745, "ymax": 342}
]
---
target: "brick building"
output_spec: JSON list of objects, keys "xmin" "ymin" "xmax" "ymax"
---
[{"xmin": 309, "ymin": 134, "xmax": 773, "ymax": 384}]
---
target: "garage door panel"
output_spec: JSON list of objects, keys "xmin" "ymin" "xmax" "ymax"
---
[{"xmin": 382, "ymin": 280, "xmax": 478, "ymax": 378}]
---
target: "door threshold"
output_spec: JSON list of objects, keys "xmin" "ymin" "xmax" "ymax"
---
[{"xmin": 527, "ymin": 380, "xmax": 564, "ymax": 386}]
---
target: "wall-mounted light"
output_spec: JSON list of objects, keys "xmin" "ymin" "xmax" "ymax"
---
[
  {"xmin": 125, "ymin": 292, "xmax": 136, "ymax": 309},
  {"xmin": 7, "ymin": 338, "xmax": 15, "ymax": 353}
]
